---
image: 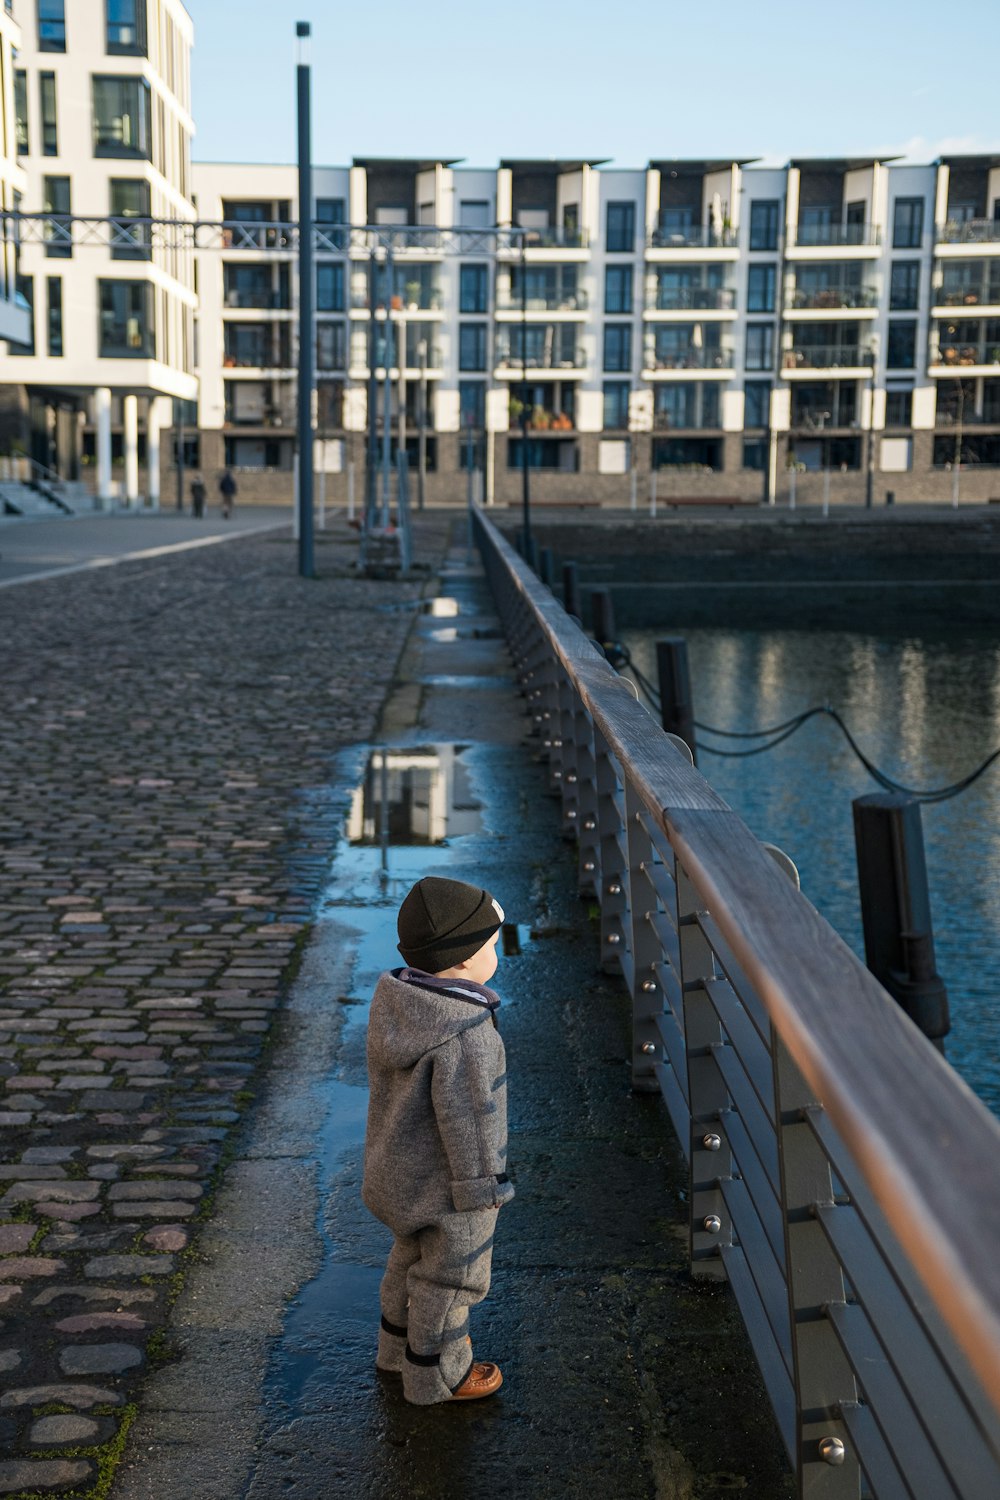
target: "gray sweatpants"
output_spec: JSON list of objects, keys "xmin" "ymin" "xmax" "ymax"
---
[{"xmin": 376, "ymin": 1206, "xmax": 499, "ymax": 1404}]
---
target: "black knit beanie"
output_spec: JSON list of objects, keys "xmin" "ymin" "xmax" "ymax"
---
[{"xmin": 397, "ymin": 876, "xmax": 505, "ymax": 974}]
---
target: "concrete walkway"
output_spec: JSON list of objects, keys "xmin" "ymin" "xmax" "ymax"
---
[{"xmin": 111, "ymin": 532, "xmax": 793, "ymax": 1499}]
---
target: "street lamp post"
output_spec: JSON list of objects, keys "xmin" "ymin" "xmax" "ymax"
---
[
  {"xmin": 295, "ymin": 21, "xmax": 315, "ymax": 578},
  {"xmin": 952, "ymin": 379, "xmax": 965, "ymax": 509},
  {"xmin": 519, "ymin": 233, "xmax": 532, "ymax": 560}
]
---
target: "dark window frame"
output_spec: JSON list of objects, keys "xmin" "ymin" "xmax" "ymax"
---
[
  {"xmin": 92, "ymin": 74, "xmax": 152, "ymax": 159},
  {"xmin": 747, "ymin": 263, "xmax": 776, "ymax": 313},
  {"xmin": 106, "ymin": 0, "xmax": 147, "ymax": 56},
  {"xmin": 39, "ymin": 71, "xmax": 58, "ymax": 156},
  {"xmin": 886, "ymin": 319, "xmax": 918, "ymax": 369},
  {"xmin": 749, "ymin": 200, "xmax": 780, "ymax": 252},
  {"xmin": 458, "ymin": 322, "xmax": 487, "ymax": 372},
  {"xmin": 603, "ymin": 322, "xmax": 632, "ymax": 373},
  {"xmin": 889, "ymin": 260, "xmax": 920, "ymax": 311},
  {"xmin": 745, "ymin": 322, "xmax": 775, "ymax": 372},
  {"xmin": 459, "ymin": 263, "xmax": 488, "ymax": 314},
  {"xmin": 38, "ymin": 0, "xmax": 66, "ymax": 50},
  {"xmin": 98, "ymin": 277, "xmax": 155, "ymax": 358},
  {"xmin": 606, "ymin": 201, "xmax": 636, "ymax": 253},
  {"xmin": 602, "ymin": 380, "xmax": 631, "ymax": 429},
  {"xmin": 604, "ymin": 264, "xmax": 633, "ymax": 314},
  {"xmin": 46, "ymin": 275, "xmax": 63, "ymax": 355},
  {"xmin": 316, "ymin": 261, "xmax": 344, "ymax": 312},
  {"xmin": 893, "ymin": 197, "xmax": 924, "ymax": 250}
]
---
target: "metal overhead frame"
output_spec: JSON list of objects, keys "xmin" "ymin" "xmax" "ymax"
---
[{"xmin": 0, "ymin": 214, "xmax": 530, "ymax": 257}]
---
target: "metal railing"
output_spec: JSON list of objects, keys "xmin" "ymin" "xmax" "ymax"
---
[
  {"xmin": 495, "ymin": 290, "xmax": 589, "ymax": 312},
  {"xmin": 223, "ymin": 290, "xmax": 291, "ymax": 310},
  {"xmin": 784, "ymin": 344, "xmax": 873, "ymax": 369},
  {"xmin": 649, "ymin": 287, "xmax": 736, "ymax": 311},
  {"xmin": 517, "ymin": 227, "xmax": 589, "ymax": 249},
  {"xmin": 791, "ymin": 224, "xmax": 881, "ymax": 248},
  {"xmin": 649, "ymin": 226, "xmax": 738, "ymax": 249},
  {"xmin": 644, "ymin": 345, "xmax": 734, "ymax": 370},
  {"xmin": 494, "ymin": 342, "xmax": 586, "ymax": 371},
  {"xmin": 934, "ymin": 283, "xmax": 1000, "ymax": 309},
  {"xmin": 788, "ymin": 286, "xmax": 879, "ymax": 310},
  {"xmin": 938, "ymin": 219, "xmax": 1000, "ymax": 245},
  {"xmin": 930, "ymin": 341, "xmax": 1000, "ymax": 368},
  {"xmin": 473, "ymin": 506, "xmax": 1000, "ymax": 1499}
]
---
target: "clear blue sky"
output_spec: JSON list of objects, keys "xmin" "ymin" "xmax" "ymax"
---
[{"xmin": 191, "ymin": 0, "xmax": 1000, "ymax": 170}]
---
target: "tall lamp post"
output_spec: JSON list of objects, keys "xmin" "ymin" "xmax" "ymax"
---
[
  {"xmin": 952, "ymin": 378, "xmax": 965, "ymax": 509},
  {"xmin": 295, "ymin": 20, "xmax": 315, "ymax": 578}
]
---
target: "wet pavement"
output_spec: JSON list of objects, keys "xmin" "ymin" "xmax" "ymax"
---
[{"xmin": 115, "ymin": 539, "xmax": 794, "ymax": 1498}]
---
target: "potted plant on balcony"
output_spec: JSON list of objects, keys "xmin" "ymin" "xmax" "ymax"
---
[
  {"xmin": 508, "ymin": 396, "xmax": 524, "ymax": 426},
  {"xmin": 405, "ymin": 280, "xmax": 421, "ymax": 311}
]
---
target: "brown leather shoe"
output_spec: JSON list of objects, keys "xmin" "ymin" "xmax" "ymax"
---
[{"xmin": 451, "ymin": 1361, "xmax": 503, "ymax": 1400}]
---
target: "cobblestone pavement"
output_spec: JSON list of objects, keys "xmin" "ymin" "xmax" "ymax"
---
[{"xmin": 0, "ymin": 519, "xmax": 448, "ymax": 1496}]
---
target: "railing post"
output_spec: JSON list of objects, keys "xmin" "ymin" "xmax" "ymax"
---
[
  {"xmin": 773, "ymin": 1043, "xmax": 861, "ymax": 1496},
  {"xmin": 594, "ymin": 730, "xmax": 625, "ymax": 977},
  {"xmin": 538, "ymin": 546, "xmax": 554, "ymax": 587},
  {"xmin": 625, "ymin": 783, "xmax": 661, "ymax": 1092},
  {"xmin": 572, "ymin": 709, "xmax": 599, "ymax": 896},
  {"xmin": 675, "ymin": 865, "xmax": 731, "ymax": 1280},
  {"xmin": 590, "ymin": 586, "xmax": 616, "ymax": 647},
  {"xmin": 656, "ymin": 638, "xmax": 697, "ymax": 763}
]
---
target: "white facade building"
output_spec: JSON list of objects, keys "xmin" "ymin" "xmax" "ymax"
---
[
  {"xmin": 0, "ymin": 0, "xmax": 196, "ymax": 503},
  {"xmin": 0, "ymin": 0, "xmax": 30, "ymax": 347}
]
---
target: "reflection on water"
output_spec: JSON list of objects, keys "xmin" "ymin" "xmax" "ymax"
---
[
  {"xmin": 347, "ymin": 745, "xmax": 482, "ymax": 847},
  {"xmin": 624, "ymin": 626, "xmax": 1000, "ymax": 1116}
]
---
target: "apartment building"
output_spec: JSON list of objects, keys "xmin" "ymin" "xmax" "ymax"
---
[
  {"xmin": 0, "ymin": 0, "xmax": 30, "ymax": 347},
  {"xmin": 0, "ymin": 0, "xmax": 196, "ymax": 503},
  {"xmin": 184, "ymin": 152, "xmax": 1000, "ymax": 508}
]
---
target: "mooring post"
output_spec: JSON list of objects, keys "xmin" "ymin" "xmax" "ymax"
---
[
  {"xmin": 562, "ymin": 561, "xmax": 581, "ymax": 621},
  {"xmin": 590, "ymin": 586, "xmax": 616, "ymax": 646},
  {"xmin": 852, "ymin": 793, "xmax": 950, "ymax": 1049},
  {"xmin": 538, "ymin": 546, "xmax": 554, "ymax": 587},
  {"xmin": 655, "ymin": 638, "xmax": 696, "ymax": 764}
]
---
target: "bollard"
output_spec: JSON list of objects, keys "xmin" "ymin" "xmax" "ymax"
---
[
  {"xmin": 562, "ymin": 561, "xmax": 581, "ymax": 621},
  {"xmin": 885, "ymin": 490, "xmax": 895, "ymax": 507},
  {"xmin": 852, "ymin": 793, "xmax": 950, "ymax": 1049},
  {"xmin": 655, "ymin": 639, "xmax": 696, "ymax": 763},
  {"xmin": 538, "ymin": 546, "xmax": 554, "ymax": 587},
  {"xmin": 590, "ymin": 586, "xmax": 616, "ymax": 645}
]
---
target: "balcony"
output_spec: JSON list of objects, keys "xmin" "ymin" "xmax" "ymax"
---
[
  {"xmin": 643, "ymin": 342, "xmax": 734, "ymax": 373},
  {"xmin": 929, "ymin": 339, "xmax": 1000, "ymax": 371},
  {"xmin": 783, "ymin": 344, "xmax": 873, "ymax": 372},
  {"xmin": 648, "ymin": 286, "xmax": 735, "ymax": 312},
  {"xmin": 495, "ymin": 289, "xmax": 588, "ymax": 313},
  {"xmin": 787, "ymin": 286, "xmax": 878, "ymax": 311},
  {"xmin": 933, "ymin": 282, "xmax": 1000, "ymax": 312},
  {"xmin": 937, "ymin": 219, "xmax": 1000, "ymax": 246},
  {"xmin": 508, "ymin": 400, "xmax": 575, "ymax": 433},
  {"xmin": 223, "ymin": 329, "xmax": 292, "ymax": 369},
  {"xmin": 649, "ymin": 226, "xmax": 737, "ymax": 249},
  {"xmin": 494, "ymin": 341, "xmax": 586, "ymax": 374},
  {"xmin": 224, "ymin": 399, "xmax": 296, "ymax": 428},
  {"xmin": 350, "ymin": 286, "xmax": 443, "ymax": 313},
  {"xmin": 517, "ymin": 227, "xmax": 588, "ymax": 250}
]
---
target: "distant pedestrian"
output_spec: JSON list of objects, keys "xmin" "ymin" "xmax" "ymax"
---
[
  {"xmin": 190, "ymin": 473, "xmax": 207, "ymax": 519},
  {"xmin": 218, "ymin": 469, "xmax": 237, "ymax": 519},
  {"xmin": 363, "ymin": 876, "xmax": 513, "ymax": 1405}
]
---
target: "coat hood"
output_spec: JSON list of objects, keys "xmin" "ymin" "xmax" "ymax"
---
[{"xmin": 367, "ymin": 970, "xmax": 490, "ymax": 1070}]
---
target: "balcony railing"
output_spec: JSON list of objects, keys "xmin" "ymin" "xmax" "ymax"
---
[
  {"xmin": 791, "ymin": 224, "xmax": 880, "ymax": 248},
  {"xmin": 223, "ymin": 342, "xmax": 292, "ymax": 369},
  {"xmin": 350, "ymin": 288, "xmax": 443, "ymax": 312},
  {"xmin": 937, "ymin": 218, "xmax": 1000, "ymax": 245},
  {"xmin": 508, "ymin": 406, "xmax": 575, "ymax": 432},
  {"xmin": 495, "ymin": 343, "xmax": 586, "ymax": 370},
  {"xmin": 223, "ymin": 290, "xmax": 290, "ymax": 310},
  {"xmin": 517, "ymin": 227, "xmax": 588, "ymax": 250},
  {"xmin": 934, "ymin": 283, "xmax": 1000, "ymax": 308},
  {"xmin": 783, "ymin": 344, "xmax": 873, "ymax": 370},
  {"xmin": 495, "ymin": 290, "xmax": 589, "ymax": 312},
  {"xmin": 930, "ymin": 340, "xmax": 1000, "ymax": 368},
  {"xmin": 788, "ymin": 286, "xmax": 878, "ymax": 310},
  {"xmin": 649, "ymin": 226, "xmax": 737, "ymax": 249},
  {"xmin": 644, "ymin": 345, "xmax": 734, "ymax": 370},
  {"xmin": 650, "ymin": 287, "xmax": 735, "ymax": 311},
  {"xmin": 224, "ymin": 405, "xmax": 296, "ymax": 428},
  {"xmin": 652, "ymin": 411, "xmax": 720, "ymax": 430},
  {"xmin": 935, "ymin": 407, "xmax": 1000, "ymax": 425}
]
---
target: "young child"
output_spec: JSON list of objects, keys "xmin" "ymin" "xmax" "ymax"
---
[{"xmin": 362, "ymin": 875, "xmax": 514, "ymax": 1405}]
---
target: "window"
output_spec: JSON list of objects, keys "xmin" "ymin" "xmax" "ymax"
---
[
  {"xmin": 110, "ymin": 178, "xmax": 151, "ymax": 259},
  {"xmin": 316, "ymin": 262, "xmax": 344, "ymax": 312},
  {"xmin": 893, "ymin": 198, "xmax": 924, "ymax": 250},
  {"xmin": 9, "ymin": 274, "xmax": 34, "ymax": 354},
  {"xmin": 14, "ymin": 70, "xmax": 28, "ymax": 155},
  {"xmin": 459, "ymin": 381, "xmax": 486, "ymax": 428},
  {"xmin": 458, "ymin": 200, "xmax": 490, "ymax": 228},
  {"xmin": 46, "ymin": 276, "xmax": 63, "ymax": 355},
  {"xmin": 606, "ymin": 201, "xmax": 635, "ymax": 253},
  {"xmin": 885, "ymin": 389, "xmax": 912, "ymax": 426},
  {"xmin": 459, "ymin": 264, "xmax": 488, "ymax": 313},
  {"xmin": 38, "ymin": 0, "xmax": 66, "ymax": 49},
  {"xmin": 886, "ymin": 320, "xmax": 917, "ymax": 369},
  {"xmin": 604, "ymin": 265, "xmax": 632, "ymax": 314},
  {"xmin": 749, "ymin": 200, "xmax": 780, "ymax": 252},
  {"xmin": 316, "ymin": 322, "xmax": 345, "ymax": 370},
  {"xmin": 603, "ymin": 323, "xmax": 632, "ymax": 372},
  {"xmin": 745, "ymin": 324, "xmax": 774, "ymax": 371},
  {"xmin": 744, "ymin": 381, "xmax": 772, "ymax": 428},
  {"xmin": 40, "ymin": 72, "xmax": 57, "ymax": 155},
  {"xmin": 93, "ymin": 76, "xmax": 151, "ymax": 157},
  {"xmin": 889, "ymin": 261, "xmax": 920, "ymax": 311},
  {"xmin": 747, "ymin": 264, "xmax": 776, "ymax": 313},
  {"xmin": 316, "ymin": 197, "xmax": 345, "ymax": 248},
  {"xmin": 743, "ymin": 439, "xmax": 767, "ymax": 471},
  {"xmin": 99, "ymin": 279, "xmax": 154, "ymax": 357},
  {"xmin": 603, "ymin": 381, "xmax": 630, "ymax": 429},
  {"xmin": 459, "ymin": 323, "xmax": 487, "ymax": 371},
  {"xmin": 43, "ymin": 176, "xmax": 71, "ymax": 258},
  {"xmin": 106, "ymin": 0, "xmax": 147, "ymax": 55}
]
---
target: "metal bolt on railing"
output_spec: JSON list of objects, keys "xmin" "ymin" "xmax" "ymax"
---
[
  {"xmin": 641, "ymin": 980, "xmax": 657, "ymax": 992},
  {"xmin": 703, "ymin": 1215, "xmax": 722, "ymax": 1234},
  {"xmin": 552, "ymin": 738, "xmax": 563, "ymax": 748},
  {"xmin": 641, "ymin": 1042, "xmax": 657, "ymax": 1055},
  {"xmin": 703, "ymin": 1134, "xmax": 723, "ymax": 1152},
  {"xmin": 608, "ymin": 881, "xmax": 622, "ymax": 895},
  {"xmin": 583, "ymin": 818, "xmax": 596, "ymax": 831},
  {"xmin": 583, "ymin": 859, "xmax": 595, "ymax": 871},
  {"xmin": 607, "ymin": 932, "xmax": 621, "ymax": 945},
  {"xmin": 566, "ymin": 809, "xmax": 577, "ymax": 820},
  {"xmin": 566, "ymin": 772, "xmax": 578, "ymax": 784},
  {"xmin": 818, "ymin": 1438, "xmax": 846, "ymax": 1467}
]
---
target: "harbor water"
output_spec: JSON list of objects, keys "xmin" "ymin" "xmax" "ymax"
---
[{"xmin": 622, "ymin": 623, "xmax": 1000, "ymax": 1116}]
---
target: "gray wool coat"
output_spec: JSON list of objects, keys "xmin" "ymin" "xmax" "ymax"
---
[{"xmin": 362, "ymin": 971, "xmax": 515, "ymax": 1235}]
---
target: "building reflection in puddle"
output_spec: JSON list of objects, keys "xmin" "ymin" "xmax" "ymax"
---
[{"xmin": 347, "ymin": 745, "xmax": 482, "ymax": 885}]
